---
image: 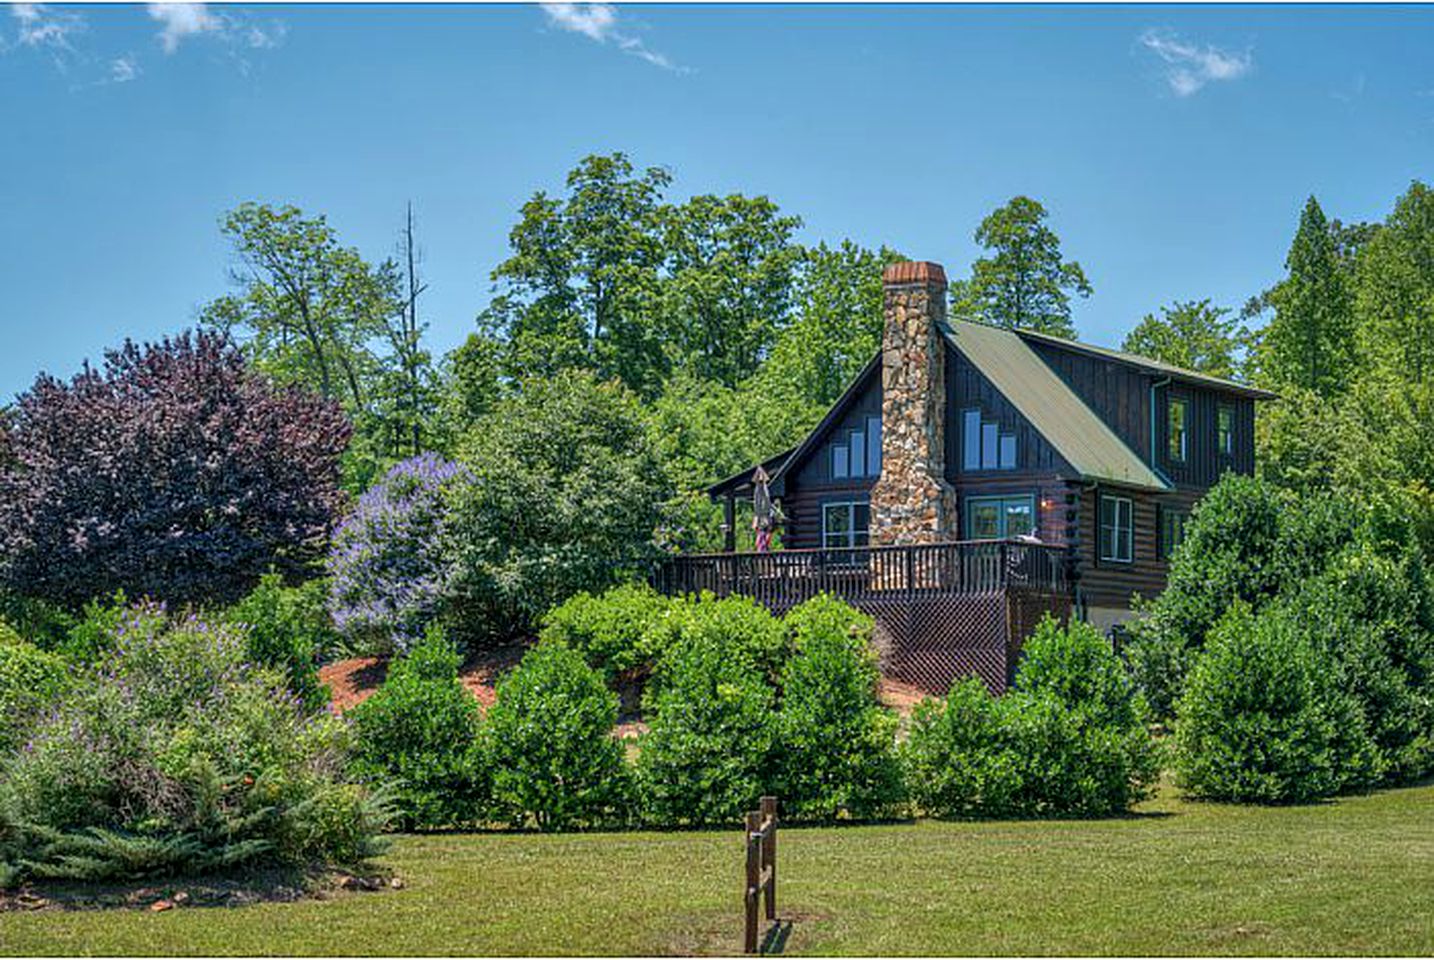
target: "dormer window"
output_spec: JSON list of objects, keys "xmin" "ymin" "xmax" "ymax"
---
[
  {"xmin": 1168, "ymin": 397, "xmax": 1188, "ymax": 463},
  {"xmin": 962, "ymin": 408, "xmax": 1018, "ymax": 471}
]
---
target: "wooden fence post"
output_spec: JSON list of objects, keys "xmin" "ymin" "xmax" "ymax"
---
[
  {"xmin": 744, "ymin": 810, "xmax": 761, "ymax": 954},
  {"xmin": 760, "ymin": 796, "xmax": 777, "ymax": 921}
]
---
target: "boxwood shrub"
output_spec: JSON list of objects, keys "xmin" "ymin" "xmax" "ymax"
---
[
  {"xmin": 538, "ymin": 582, "xmax": 676, "ymax": 684},
  {"xmin": 903, "ymin": 616, "xmax": 1157, "ymax": 819},
  {"xmin": 1173, "ymin": 602, "xmax": 1376, "ymax": 803},
  {"xmin": 485, "ymin": 642, "xmax": 629, "ymax": 831},
  {"xmin": 348, "ymin": 625, "xmax": 488, "ymax": 829},
  {"xmin": 775, "ymin": 595, "xmax": 902, "ymax": 821}
]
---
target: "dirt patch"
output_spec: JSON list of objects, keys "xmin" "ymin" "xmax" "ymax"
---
[
  {"xmin": 0, "ymin": 868, "xmax": 398, "ymax": 913},
  {"xmin": 320, "ymin": 643, "xmax": 529, "ymax": 714},
  {"xmin": 877, "ymin": 677, "xmax": 932, "ymax": 715}
]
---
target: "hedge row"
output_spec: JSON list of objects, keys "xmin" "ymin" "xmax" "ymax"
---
[{"xmin": 351, "ymin": 589, "xmax": 1158, "ymax": 830}]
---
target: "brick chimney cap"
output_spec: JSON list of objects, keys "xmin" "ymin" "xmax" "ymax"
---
[{"xmin": 882, "ymin": 261, "xmax": 947, "ymax": 288}]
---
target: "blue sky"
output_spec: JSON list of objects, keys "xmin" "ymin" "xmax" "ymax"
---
[{"xmin": 2, "ymin": 3, "xmax": 1432, "ymax": 401}]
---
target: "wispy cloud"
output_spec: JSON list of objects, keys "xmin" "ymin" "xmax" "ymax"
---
[
  {"xmin": 9, "ymin": 3, "xmax": 83, "ymax": 58},
  {"xmin": 1139, "ymin": 28, "xmax": 1252, "ymax": 97},
  {"xmin": 147, "ymin": 2, "xmax": 221, "ymax": 53},
  {"xmin": 109, "ymin": 55, "xmax": 139, "ymax": 83},
  {"xmin": 539, "ymin": 2, "xmax": 685, "ymax": 73}
]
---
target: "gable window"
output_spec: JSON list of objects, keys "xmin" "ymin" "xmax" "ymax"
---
[
  {"xmin": 828, "ymin": 417, "xmax": 882, "ymax": 480},
  {"xmin": 966, "ymin": 495, "xmax": 1036, "ymax": 540},
  {"xmin": 1158, "ymin": 506, "xmax": 1188, "ymax": 561},
  {"xmin": 822, "ymin": 500, "xmax": 870, "ymax": 550},
  {"xmin": 962, "ymin": 407, "xmax": 1018, "ymax": 472},
  {"xmin": 1099, "ymin": 495, "xmax": 1134, "ymax": 563},
  {"xmin": 1217, "ymin": 405, "xmax": 1234, "ymax": 458},
  {"xmin": 1168, "ymin": 398, "xmax": 1188, "ymax": 463}
]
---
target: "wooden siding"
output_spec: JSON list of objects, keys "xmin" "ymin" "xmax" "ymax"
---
[
  {"xmin": 1071, "ymin": 484, "xmax": 1208, "ymax": 609},
  {"xmin": 780, "ymin": 365, "xmax": 882, "ymax": 549},
  {"xmin": 945, "ymin": 342, "xmax": 1072, "ymax": 481}
]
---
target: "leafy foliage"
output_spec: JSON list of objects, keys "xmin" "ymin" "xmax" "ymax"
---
[
  {"xmin": 775, "ymin": 596, "xmax": 902, "ymax": 820},
  {"xmin": 1173, "ymin": 603, "xmax": 1375, "ymax": 803},
  {"xmin": 348, "ymin": 625, "xmax": 488, "ymax": 830},
  {"xmin": 0, "ymin": 641, "xmax": 71, "ymax": 755},
  {"xmin": 327, "ymin": 453, "xmax": 467, "ymax": 654},
  {"xmin": 1121, "ymin": 299, "xmax": 1246, "ymax": 379},
  {"xmin": 538, "ymin": 582, "xmax": 676, "ymax": 683},
  {"xmin": 0, "ymin": 331, "xmax": 350, "ymax": 610},
  {"xmin": 904, "ymin": 617, "xmax": 1156, "ymax": 819},
  {"xmin": 0, "ymin": 603, "xmax": 386, "ymax": 885},
  {"xmin": 951, "ymin": 196, "xmax": 1091, "ymax": 338},
  {"xmin": 485, "ymin": 642, "xmax": 629, "ymax": 831},
  {"xmin": 637, "ymin": 612, "xmax": 779, "ymax": 826},
  {"xmin": 448, "ymin": 370, "xmax": 665, "ymax": 642},
  {"xmin": 226, "ymin": 573, "xmax": 335, "ymax": 712}
]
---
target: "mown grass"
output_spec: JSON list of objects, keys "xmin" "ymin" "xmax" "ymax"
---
[{"xmin": 4, "ymin": 782, "xmax": 1433, "ymax": 956}]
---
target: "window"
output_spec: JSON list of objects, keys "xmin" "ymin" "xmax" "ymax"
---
[
  {"xmin": 866, "ymin": 417, "xmax": 882, "ymax": 475},
  {"xmin": 1168, "ymin": 398, "xmax": 1188, "ymax": 462},
  {"xmin": 1099, "ymin": 495, "xmax": 1134, "ymax": 563},
  {"xmin": 1217, "ymin": 406, "xmax": 1234, "ymax": 458},
  {"xmin": 962, "ymin": 407, "xmax": 1018, "ymax": 472},
  {"xmin": 822, "ymin": 500, "xmax": 870, "ymax": 550},
  {"xmin": 966, "ymin": 495, "xmax": 1036, "ymax": 540},
  {"xmin": 828, "ymin": 417, "xmax": 882, "ymax": 479},
  {"xmin": 1158, "ymin": 506, "xmax": 1188, "ymax": 561}
]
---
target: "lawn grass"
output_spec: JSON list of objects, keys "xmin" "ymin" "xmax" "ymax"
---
[{"xmin": 4, "ymin": 782, "xmax": 1433, "ymax": 956}]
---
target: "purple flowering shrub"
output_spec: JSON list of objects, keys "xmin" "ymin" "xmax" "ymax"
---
[
  {"xmin": 327, "ymin": 453, "xmax": 468, "ymax": 654},
  {"xmin": 0, "ymin": 602, "xmax": 387, "ymax": 885}
]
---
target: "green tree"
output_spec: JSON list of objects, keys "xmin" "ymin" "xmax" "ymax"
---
[
  {"xmin": 955, "ymin": 196, "xmax": 1091, "ymax": 338},
  {"xmin": 1121, "ymin": 299, "xmax": 1245, "ymax": 378},
  {"xmin": 1253, "ymin": 196, "xmax": 1357, "ymax": 396},
  {"xmin": 483, "ymin": 153, "xmax": 671, "ymax": 398},
  {"xmin": 202, "ymin": 202, "xmax": 439, "ymax": 489},
  {"xmin": 660, "ymin": 193, "xmax": 804, "ymax": 387},
  {"xmin": 1355, "ymin": 181, "xmax": 1434, "ymax": 386},
  {"xmin": 447, "ymin": 369, "xmax": 666, "ymax": 641}
]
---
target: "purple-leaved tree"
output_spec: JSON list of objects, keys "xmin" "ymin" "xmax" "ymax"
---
[{"xmin": 0, "ymin": 331, "xmax": 351, "ymax": 608}]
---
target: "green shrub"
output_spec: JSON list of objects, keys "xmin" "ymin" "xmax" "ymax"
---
[
  {"xmin": 0, "ymin": 641, "xmax": 71, "ymax": 755},
  {"xmin": 348, "ymin": 625, "xmax": 488, "ymax": 829},
  {"xmin": 0, "ymin": 604, "xmax": 386, "ymax": 885},
  {"xmin": 902, "ymin": 679, "xmax": 1021, "ymax": 819},
  {"xmin": 1281, "ymin": 546, "xmax": 1434, "ymax": 785},
  {"xmin": 486, "ymin": 642, "xmax": 629, "ymax": 831},
  {"xmin": 0, "ymin": 617, "xmax": 22, "ymax": 647},
  {"xmin": 539, "ymin": 582, "xmax": 675, "ymax": 683},
  {"xmin": 903, "ymin": 617, "xmax": 1156, "ymax": 819},
  {"xmin": 658, "ymin": 593, "xmax": 790, "ymax": 688},
  {"xmin": 227, "ymin": 573, "xmax": 334, "ymax": 712},
  {"xmin": 57, "ymin": 590, "xmax": 146, "ymax": 661},
  {"xmin": 638, "ymin": 622, "xmax": 777, "ymax": 826},
  {"xmin": 1125, "ymin": 477, "xmax": 1358, "ymax": 720},
  {"xmin": 1173, "ymin": 602, "xmax": 1377, "ymax": 803},
  {"xmin": 775, "ymin": 595, "xmax": 902, "ymax": 820},
  {"xmin": 0, "ymin": 594, "xmax": 75, "ymax": 652}
]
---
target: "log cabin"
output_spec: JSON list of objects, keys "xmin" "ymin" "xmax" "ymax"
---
[{"xmin": 655, "ymin": 260, "xmax": 1274, "ymax": 693}]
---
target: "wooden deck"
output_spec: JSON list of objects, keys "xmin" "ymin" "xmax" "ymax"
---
[{"xmin": 653, "ymin": 540, "xmax": 1073, "ymax": 693}]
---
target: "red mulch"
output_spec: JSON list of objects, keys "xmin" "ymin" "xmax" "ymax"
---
[
  {"xmin": 320, "ymin": 646, "xmax": 934, "ymax": 721},
  {"xmin": 319, "ymin": 642, "xmax": 528, "ymax": 715}
]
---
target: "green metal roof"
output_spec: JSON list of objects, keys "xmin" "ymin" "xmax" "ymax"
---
[
  {"xmin": 1014, "ymin": 327, "xmax": 1277, "ymax": 400},
  {"xmin": 942, "ymin": 320, "xmax": 1172, "ymax": 492}
]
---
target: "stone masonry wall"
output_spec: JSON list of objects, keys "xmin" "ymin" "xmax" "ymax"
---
[{"xmin": 869, "ymin": 261, "xmax": 957, "ymax": 546}]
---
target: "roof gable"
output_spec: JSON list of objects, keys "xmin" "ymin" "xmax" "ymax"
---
[{"xmin": 943, "ymin": 320, "xmax": 1171, "ymax": 492}]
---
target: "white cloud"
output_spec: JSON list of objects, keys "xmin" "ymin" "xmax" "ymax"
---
[
  {"xmin": 539, "ymin": 2, "xmax": 685, "ymax": 72},
  {"xmin": 109, "ymin": 55, "xmax": 139, "ymax": 83},
  {"xmin": 147, "ymin": 2, "xmax": 221, "ymax": 53},
  {"xmin": 1139, "ymin": 28, "xmax": 1252, "ymax": 97},
  {"xmin": 11, "ymin": 3, "xmax": 82, "ymax": 52}
]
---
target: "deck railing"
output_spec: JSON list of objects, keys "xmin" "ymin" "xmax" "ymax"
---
[{"xmin": 653, "ymin": 539, "xmax": 1070, "ymax": 607}]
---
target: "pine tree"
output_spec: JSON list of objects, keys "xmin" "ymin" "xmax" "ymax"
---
[{"xmin": 1258, "ymin": 196, "xmax": 1357, "ymax": 396}]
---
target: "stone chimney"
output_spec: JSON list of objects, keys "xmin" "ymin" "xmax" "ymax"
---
[{"xmin": 870, "ymin": 261, "xmax": 957, "ymax": 546}]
